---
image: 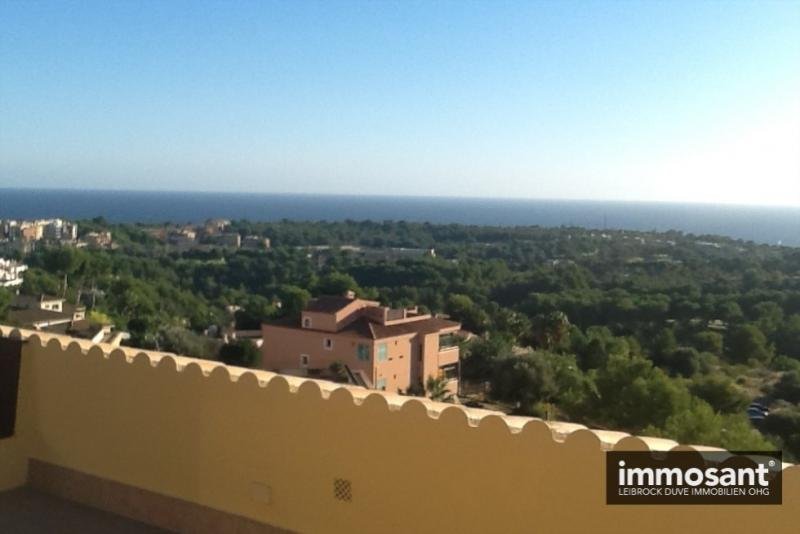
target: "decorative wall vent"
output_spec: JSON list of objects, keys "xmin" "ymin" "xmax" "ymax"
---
[{"xmin": 333, "ymin": 478, "xmax": 352, "ymax": 502}]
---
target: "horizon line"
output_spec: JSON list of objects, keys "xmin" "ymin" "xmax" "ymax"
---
[{"xmin": 2, "ymin": 186, "xmax": 799, "ymax": 211}]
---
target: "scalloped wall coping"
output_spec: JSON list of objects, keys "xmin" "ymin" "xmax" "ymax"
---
[{"xmin": 0, "ymin": 324, "xmax": 790, "ymax": 465}]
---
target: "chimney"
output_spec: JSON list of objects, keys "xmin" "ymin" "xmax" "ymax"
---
[{"xmin": 344, "ymin": 290, "xmax": 356, "ymax": 299}]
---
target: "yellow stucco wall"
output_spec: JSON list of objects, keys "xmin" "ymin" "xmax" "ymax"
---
[
  {"xmin": 1, "ymin": 326, "xmax": 799, "ymax": 533},
  {"xmin": 0, "ymin": 435, "xmax": 27, "ymax": 491}
]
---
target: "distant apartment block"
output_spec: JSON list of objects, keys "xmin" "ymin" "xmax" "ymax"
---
[
  {"xmin": 261, "ymin": 293, "xmax": 461, "ymax": 393},
  {"xmin": 241, "ymin": 235, "xmax": 270, "ymax": 250},
  {"xmin": 42, "ymin": 219, "xmax": 78, "ymax": 241},
  {"xmin": 167, "ymin": 227, "xmax": 197, "ymax": 250},
  {"xmin": 20, "ymin": 224, "xmax": 43, "ymax": 241},
  {"xmin": 210, "ymin": 232, "xmax": 241, "ymax": 248},
  {"xmin": 83, "ymin": 231, "xmax": 113, "ymax": 249},
  {"xmin": 1, "ymin": 218, "xmax": 77, "ymax": 243},
  {"xmin": 0, "ymin": 259, "xmax": 27, "ymax": 288},
  {"xmin": 203, "ymin": 218, "xmax": 231, "ymax": 233},
  {"xmin": 152, "ymin": 220, "xmax": 270, "ymax": 252}
]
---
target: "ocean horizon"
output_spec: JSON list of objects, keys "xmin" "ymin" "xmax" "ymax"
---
[{"xmin": 1, "ymin": 188, "xmax": 798, "ymax": 247}]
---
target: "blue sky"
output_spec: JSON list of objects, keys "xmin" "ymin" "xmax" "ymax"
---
[{"xmin": 1, "ymin": 0, "xmax": 799, "ymax": 205}]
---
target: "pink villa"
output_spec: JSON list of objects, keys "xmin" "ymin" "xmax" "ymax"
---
[{"xmin": 261, "ymin": 293, "xmax": 461, "ymax": 394}]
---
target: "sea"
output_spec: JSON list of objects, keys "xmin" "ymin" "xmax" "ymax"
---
[{"xmin": 0, "ymin": 188, "xmax": 798, "ymax": 247}]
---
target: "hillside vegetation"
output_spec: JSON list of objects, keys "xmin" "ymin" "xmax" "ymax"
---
[{"xmin": 2, "ymin": 219, "xmax": 799, "ymax": 459}]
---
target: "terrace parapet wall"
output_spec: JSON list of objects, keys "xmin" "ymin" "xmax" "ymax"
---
[{"xmin": 1, "ymin": 325, "xmax": 798, "ymax": 533}]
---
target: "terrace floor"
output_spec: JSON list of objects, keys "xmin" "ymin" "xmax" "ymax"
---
[{"xmin": 0, "ymin": 487, "xmax": 169, "ymax": 534}]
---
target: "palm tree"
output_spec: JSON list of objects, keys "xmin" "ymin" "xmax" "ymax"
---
[
  {"xmin": 426, "ymin": 375, "xmax": 454, "ymax": 402},
  {"xmin": 532, "ymin": 311, "xmax": 570, "ymax": 350}
]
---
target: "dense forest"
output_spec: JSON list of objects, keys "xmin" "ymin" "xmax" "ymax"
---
[{"xmin": 2, "ymin": 218, "xmax": 800, "ymax": 459}]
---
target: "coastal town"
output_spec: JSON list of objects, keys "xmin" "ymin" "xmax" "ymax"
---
[
  {"xmin": 0, "ymin": 217, "xmax": 274, "ymax": 255},
  {"xmin": 146, "ymin": 218, "xmax": 270, "ymax": 252}
]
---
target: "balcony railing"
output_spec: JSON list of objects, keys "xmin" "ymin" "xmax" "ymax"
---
[{"xmin": 438, "ymin": 333, "xmax": 460, "ymax": 349}]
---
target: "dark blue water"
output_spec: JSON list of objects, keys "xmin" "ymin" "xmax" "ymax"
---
[{"xmin": 1, "ymin": 188, "xmax": 798, "ymax": 246}]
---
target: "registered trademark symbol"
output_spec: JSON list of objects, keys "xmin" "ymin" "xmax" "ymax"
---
[{"xmin": 768, "ymin": 460, "xmax": 776, "ymax": 467}]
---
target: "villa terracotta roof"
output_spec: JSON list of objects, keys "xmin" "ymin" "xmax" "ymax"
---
[
  {"xmin": 66, "ymin": 320, "xmax": 104, "ymax": 338},
  {"xmin": 8, "ymin": 294, "xmax": 85, "ymax": 328},
  {"xmin": 341, "ymin": 316, "xmax": 460, "ymax": 340},
  {"xmin": 6, "ymin": 308, "xmax": 72, "ymax": 326},
  {"xmin": 304, "ymin": 296, "xmax": 357, "ymax": 313},
  {"xmin": 62, "ymin": 302, "xmax": 85, "ymax": 314},
  {"xmin": 265, "ymin": 314, "xmax": 460, "ymax": 340},
  {"xmin": 337, "ymin": 317, "xmax": 375, "ymax": 338},
  {"xmin": 11, "ymin": 294, "xmax": 62, "ymax": 308}
]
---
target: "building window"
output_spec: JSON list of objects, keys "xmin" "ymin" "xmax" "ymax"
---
[
  {"xmin": 324, "ymin": 338, "xmax": 333, "ymax": 350},
  {"xmin": 300, "ymin": 354, "xmax": 309, "ymax": 367},
  {"xmin": 303, "ymin": 317, "xmax": 312, "ymax": 328},
  {"xmin": 377, "ymin": 343, "xmax": 388, "ymax": 362},
  {"xmin": 376, "ymin": 378, "xmax": 387, "ymax": 390},
  {"xmin": 440, "ymin": 363, "xmax": 458, "ymax": 381},
  {"xmin": 357, "ymin": 344, "xmax": 370, "ymax": 361}
]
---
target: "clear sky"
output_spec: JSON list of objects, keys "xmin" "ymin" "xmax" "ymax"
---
[{"xmin": 1, "ymin": 0, "xmax": 799, "ymax": 206}]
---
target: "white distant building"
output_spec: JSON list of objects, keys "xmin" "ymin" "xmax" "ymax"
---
[
  {"xmin": 0, "ymin": 258, "xmax": 28, "ymax": 287},
  {"xmin": 1, "ymin": 218, "xmax": 78, "ymax": 243},
  {"xmin": 42, "ymin": 219, "xmax": 79, "ymax": 241},
  {"xmin": 63, "ymin": 221, "xmax": 78, "ymax": 241}
]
